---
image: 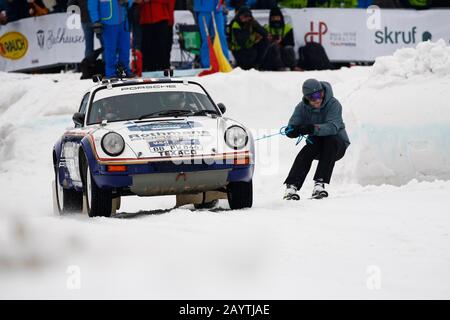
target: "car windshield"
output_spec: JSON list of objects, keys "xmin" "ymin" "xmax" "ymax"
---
[{"xmin": 87, "ymin": 90, "xmax": 218, "ymax": 125}]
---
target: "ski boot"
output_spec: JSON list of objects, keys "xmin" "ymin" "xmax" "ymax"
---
[
  {"xmin": 284, "ymin": 184, "xmax": 300, "ymax": 200},
  {"xmin": 311, "ymin": 181, "xmax": 328, "ymax": 199}
]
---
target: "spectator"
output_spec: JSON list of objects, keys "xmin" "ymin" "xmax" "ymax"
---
[
  {"xmin": 194, "ymin": 0, "xmax": 230, "ymax": 69},
  {"xmin": 277, "ymin": 0, "xmax": 307, "ymax": 7},
  {"xmin": 399, "ymin": 0, "xmax": 432, "ymax": 9},
  {"xmin": 53, "ymin": 0, "xmax": 67, "ymax": 12},
  {"xmin": 5, "ymin": 0, "xmax": 30, "ymax": 22},
  {"xmin": 357, "ymin": 0, "xmax": 372, "ymax": 7},
  {"xmin": 88, "ymin": 0, "xmax": 133, "ymax": 78},
  {"xmin": 167, "ymin": 0, "xmax": 175, "ymax": 68},
  {"xmin": 68, "ymin": 0, "xmax": 96, "ymax": 58},
  {"xmin": 130, "ymin": 2, "xmax": 142, "ymax": 51},
  {"xmin": 264, "ymin": 6, "xmax": 297, "ymax": 70},
  {"xmin": 432, "ymin": 0, "xmax": 450, "ymax": 7},
  {"xmin": 137, "ymin": 0, "xmax": 172, "ymax": 72},
  {"xmin": 280, "ymin": 0, "xmax": 359, "ymax": 7},
  {"xmin": 0, "ymin": 0, "xmax": 7, "ymax": 24},
  {"xmin": 174, "ymin": 0, "xmax": 188, "ymax": 9},
  {"xmin": 225, "ymin": 0, "xmax": 257, "ymax": 10},
  {"xmin": 41, "ymin": 0, "xmax": 57, "ymax": 12},
  {"xmin": 29, "ymin": 0, "xmax": 49, "ymax": 16},
  {"xmin": 229, "ymin": 6, "xmax": 272, "ymax": 70},
  {"xmin": 330, "ymin": 0, "xmax": 358, "ymax": 6},
  {"xmin": 371, "ymin": 0, "xmax": 404, "ymax": 7},
  {"xmin": 253, "ymin": 0, "xmax": 277, "ymax": 8}
]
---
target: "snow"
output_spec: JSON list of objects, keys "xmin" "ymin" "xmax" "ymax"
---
[{"xmin": 1, "ymin": 41, "xmax": 450, "ymax": 299}]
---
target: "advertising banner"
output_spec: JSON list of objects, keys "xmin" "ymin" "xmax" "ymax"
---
[
  {"xmin": 1, "ymin": 9, "xmax": 450, "ymax": 71},
  {"xmin": 276, "ymin": 8, "xmax": 450, "ymax": 61}
]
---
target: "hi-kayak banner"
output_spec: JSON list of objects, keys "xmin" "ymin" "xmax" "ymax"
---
[{"xmin": 1, "ymin": 8, "xmax": 450, "ymax": 72}]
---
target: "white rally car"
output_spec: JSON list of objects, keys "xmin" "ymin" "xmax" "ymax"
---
[{"xmin": 52, "ymin": 78, "xmax": 255, "ymax": 217}]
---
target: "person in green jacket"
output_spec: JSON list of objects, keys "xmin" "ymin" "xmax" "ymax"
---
[
  {"xmin": 229, "ymin": 6, "xmax": 271, "ymax": 70},
  {"xmin": 400, "ymin": 0, "xmax": 432, "ymax": 9},
  {"xmin": 264, "ymin": 6, "xmax": 297, "ymax": 70},
  {"xmin": 279, "ymin": 0, "xmax": 358, "ymax": 7}
]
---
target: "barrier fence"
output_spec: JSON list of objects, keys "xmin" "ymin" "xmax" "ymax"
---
[{"xmin": 1, "ymin": 8, "xmax": 449, "ymax": 72}]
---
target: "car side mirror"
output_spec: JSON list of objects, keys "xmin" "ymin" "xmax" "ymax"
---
[
  {"xmin": 73, "ymin": 112, "xmax": 85, "ymax": 127},
  {"xmin": 217, "ymin": 103, "xmax": 226, "ymax": 114}
]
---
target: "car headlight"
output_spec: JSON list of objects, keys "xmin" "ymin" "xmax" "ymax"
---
[
  {"xmin": 101, "ymin": 132, "xmax": 125, "ymax": 156},
  {"xmin": 224, "ymin": 125, "xmax": 248, "ymax": 150}
]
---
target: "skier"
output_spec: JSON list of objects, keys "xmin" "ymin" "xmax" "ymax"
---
[{"xmin": 283, "ymin": 79, "xmax": 350, "ymax": 200}]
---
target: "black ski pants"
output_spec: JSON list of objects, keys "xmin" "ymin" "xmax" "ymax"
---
[
  {"xmin": 232, "ymin": 38, "xmax": 270, "ymax": 70},
  {"xmin": 141, "ymin": 20, "xmax": 171, "ymax": 72},
  {"xmin": 284, "ymin": 135, "xmax": 347, "ymax": 190}
]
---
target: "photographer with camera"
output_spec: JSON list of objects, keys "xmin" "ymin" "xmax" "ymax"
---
[{"xmin": 88, "ymin": 0, "xmax": 133, "ymax": 78}]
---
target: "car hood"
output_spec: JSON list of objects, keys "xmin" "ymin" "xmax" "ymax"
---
[{"xmin": 91, "ymin": 116, "xmax": 220, "ymax": 159}]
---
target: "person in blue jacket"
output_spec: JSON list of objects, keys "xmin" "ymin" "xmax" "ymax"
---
[
  {"xmin": 358, "ymin": 0, "xmax": 373, "ymax": 7},
  {"xmin": 88, "ymin": 0, "xmax": 133, "ymax": 78},
  {"xmin": 225, "ymin": 0, "xmax": 257, "ymax": 9},
  {"xmin": 194, "ymin": 0, "xmax": 230, "ymax": 69},
  {"xmin": 284, "ymin": 79, "xmax": 350, "ymax": 200}
]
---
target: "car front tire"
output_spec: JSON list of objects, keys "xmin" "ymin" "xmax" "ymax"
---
[
  {"xmin": 81, "ymin": 153, "xmax": 112, "ymax": 217},
  {"xmin": 227, "ymin": 180, "xmax": 253, "ymax": 210}
]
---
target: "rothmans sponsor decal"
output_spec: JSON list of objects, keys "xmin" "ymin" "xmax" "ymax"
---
[{"xmin": 129, "ymin": 130, "xmax": 211, "ymax": 141}]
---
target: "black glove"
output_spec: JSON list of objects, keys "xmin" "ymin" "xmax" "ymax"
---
[
  {"xmin": 92, "ymin": 22, "xmax": 103, "ymax": 35},
  {"xmin": 285, "ymin": 125, "xmax": 301, "ymax": 139},
  {"xmin": 298, "ymin": 124, "xmax": 315, "ymax": 135}
]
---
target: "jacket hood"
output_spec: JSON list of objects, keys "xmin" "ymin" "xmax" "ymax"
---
[
  {"xmin": 321, "ymin": 81, "xmax": 334, "ymax": 106},
  {"xmin": 302, "ymin": 81, "xmax": 334, "ymax": 110},
  {"xmin": 236, "ymin": 6, "xmax": 252, "ymax": 19},
  {"xmin": 269, "ymin": 6, "xmax": 285, "ymax": 28}
]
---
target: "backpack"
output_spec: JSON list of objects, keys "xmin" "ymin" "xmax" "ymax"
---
[
  {"xmin": 297, "ymin": 42, "xmax": 333, "ymax": 71},
  {"xmin": 80, "ymin": 48, "xmax": 105, "ymax": 80}
]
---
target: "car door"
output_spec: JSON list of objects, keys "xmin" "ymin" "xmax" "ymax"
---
[{"xmin": 59, "ymin": 93, "xmax": 90, "ymax": 189}]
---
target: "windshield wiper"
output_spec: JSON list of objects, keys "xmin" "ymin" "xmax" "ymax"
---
[
  {"xmin": 139, "ymin": 109, "xmax": 194, "ymax": 120},
  {"xmin": 192, "ymin": 110, "xmax": 219, "ymax": 116}
]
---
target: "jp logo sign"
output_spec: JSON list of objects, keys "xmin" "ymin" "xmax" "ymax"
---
[{"xmin": 304, "ymin": 21, "xmax": 328, "ymax": 44}]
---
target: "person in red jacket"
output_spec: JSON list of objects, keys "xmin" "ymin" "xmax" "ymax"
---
[
  {"xmin": 166, "ymin": 0, "xmax": 175, "ymax": 71},
  {"xmin": 136, "ymin": 0, "xmax": 172, "ymax": 72}
]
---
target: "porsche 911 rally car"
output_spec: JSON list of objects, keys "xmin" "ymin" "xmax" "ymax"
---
[{"xmin": 52, "ymin": 78, "xmax": 254, "ymax": 217}]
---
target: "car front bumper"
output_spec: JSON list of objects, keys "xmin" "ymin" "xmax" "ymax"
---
[{"xmin": 92, "ymin": 160, "xmax": 254, "ymax": 195}]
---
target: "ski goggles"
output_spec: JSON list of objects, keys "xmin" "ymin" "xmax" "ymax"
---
[{"xmin": 305, "ymin": 91, "xmax": 323, "ymax": 102}]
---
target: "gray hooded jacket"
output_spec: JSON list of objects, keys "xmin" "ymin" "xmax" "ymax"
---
[{"xmin": 287, "ymin": 81, "xmax": 350, "ymax": 147}]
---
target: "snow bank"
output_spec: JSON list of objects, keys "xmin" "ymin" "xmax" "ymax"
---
[
  {"xmin": 372, "ymin": 39, "xmax": 450, "ymax": 78},
  {"xmin": 195, "ymin": 41, "xmax": 450, "ymax": 186},
  {"xmin": 0, "ymin": 40, "xmax": 450, "ymax": 216},
  {"xmin": 1, "ymin": 42, "xmax": 450, "ymax": 299}
]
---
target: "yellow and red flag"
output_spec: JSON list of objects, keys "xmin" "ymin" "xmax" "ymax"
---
[
  {"xmin": 198, "ymin": 16, "xmax": 220, "ymax": 77},
  {"xmin": 211, "ymin": 12, "xmax": 233, "ymax": 73}
]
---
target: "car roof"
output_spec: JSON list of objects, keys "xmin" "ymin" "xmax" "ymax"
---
[{"xmin": 85, "ymin": 78, "xmax": 205, "ymax": 95}]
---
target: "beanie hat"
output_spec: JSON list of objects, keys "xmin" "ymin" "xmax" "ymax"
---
[{"xmin": 302, "ymin": 79, "xmax": 323, "ymax": 96}]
